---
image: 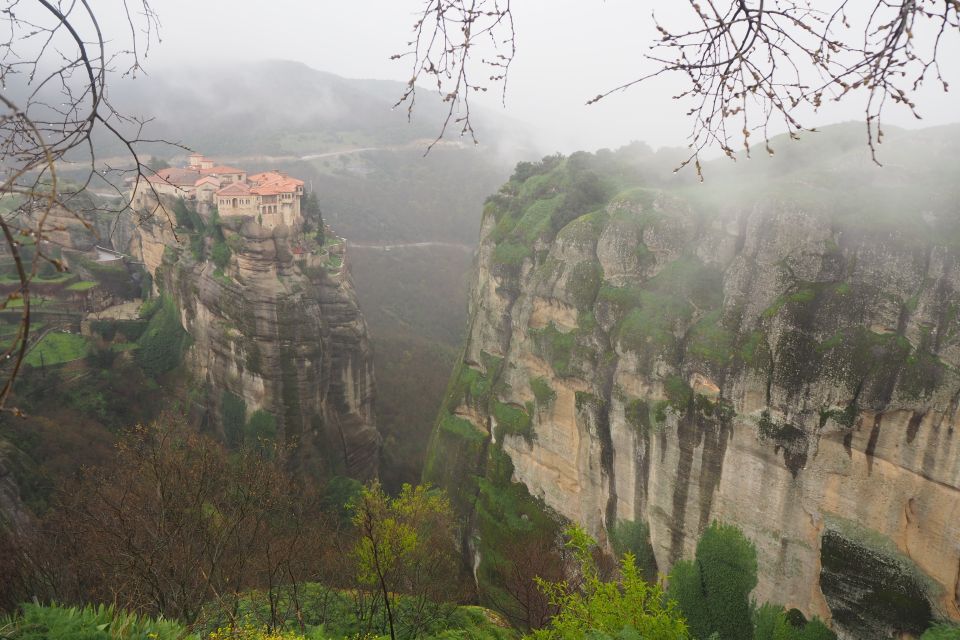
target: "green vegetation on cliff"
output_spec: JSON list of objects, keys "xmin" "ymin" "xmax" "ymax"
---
[
  {"xmin": 136, "ymin": 295, "xmax": 189, "ymax": 376},
  {"xmin": 423, "ymin": 128, "xmax": 960, "ymax": 639}
]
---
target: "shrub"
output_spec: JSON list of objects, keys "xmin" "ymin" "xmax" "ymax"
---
[
  {"xmin": 668, "ymin": 521, "xmax": 757, "ymax": 640},
  {"xmin": 212, "ymin": 239, "xmax": 232, "ymax": 270},
  {"xmin": 531, "ymin": 526, "xmax": 690, "ymax": 639}
]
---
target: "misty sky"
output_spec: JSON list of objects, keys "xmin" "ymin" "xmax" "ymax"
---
[{"xmin": 79, "ymin": 1, "xmax": 960, "ymax": 153}]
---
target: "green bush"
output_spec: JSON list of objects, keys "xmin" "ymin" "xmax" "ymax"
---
[
  {"xmin": 474, "ymin": 446, "xmax": 562, "ymax": 621},
  {"xmin": 211, "ymin": 239, "xmax": 232, "ymax": 270},
  {"xmin": 531, "ymin": 526, "xmax": 690, "ymax": 639},
  {"xmin": 668, "ymin": 521, "xmax": 758, "ymax": 640}
]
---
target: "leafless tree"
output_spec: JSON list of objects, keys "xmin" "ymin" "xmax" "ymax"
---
[
  {"xmin": 488, "ymin": 530, "xmax": 565, "ymax": 631},
  {"xmin": 0, "ymin": 1, "xmax": 177, "ymax": 411},
  {"xmin": 396, "ymin": 1, "xmax": 958, "ymax": 175},
  {"xmin": 0, "ymin": 418, "xmax": 332, "ymax": 627}
]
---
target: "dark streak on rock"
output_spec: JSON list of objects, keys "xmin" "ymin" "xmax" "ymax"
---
[
  {"xmin": 843, "ymin": 430, "xmax": 854, "ymax": 458},
  {"xmin": 696, "ymin": 410, "xmax": 732, "ymax": 530},
  {"xmin": 865, "ymin": 414, "xmax": 882, "ymax": 475},
  {"xmin": 954, "ymin": 558, "xmax": 960, "ymax": 612},
  {"xmin": 668, "ymin": 412, "xmax": 697, "ymax": 564},
  {"xmin": 906, "ymin": 410, "xmax": 925, "ymax": 444}
]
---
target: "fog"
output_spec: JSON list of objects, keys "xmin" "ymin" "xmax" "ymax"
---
[{"xmin": 83, "ymin": 0, "xmax": 960, "ymax": 155}]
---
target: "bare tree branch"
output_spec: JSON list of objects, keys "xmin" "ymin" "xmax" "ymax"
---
[
  {"xmin": 0, "ymin": 0, "xmax": 181, "ymax": 411},
  {"xmin": 399, "ymin": 0, "xmax": 959, "ymax": 176}
]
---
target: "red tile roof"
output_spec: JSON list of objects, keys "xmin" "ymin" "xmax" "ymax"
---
[
  {"xmin": 144, "ymin": 158, "xmax": 303, "ymax": 201},
  {"xmin": 200, "ymin": 165, "xmax": 245, "ymax": 175},
  {"xmin": 150, "ymin": 167, "xmax": 202, "ymax": 186},
  {"xmin": 248, "ymin": 171, "xmax": 284, "ymax": 183},
  {"xmin": 250, "ymin": 179, "xmax": 304, "ymax": 196},
  {"xmin": 216, "ymin": 182, "xmax": 252, "ymax": 196}
]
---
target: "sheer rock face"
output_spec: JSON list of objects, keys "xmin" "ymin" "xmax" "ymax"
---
[
  {"xmin": 120, "ymin": 213, "xmax": 380, "ymax": 480},
  {"xmin": 439, "ymin": 162, "xmax": 960, "ymax": 636}
]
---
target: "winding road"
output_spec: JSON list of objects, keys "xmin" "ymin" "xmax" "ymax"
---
[{"xmin": 348, "ymin": 241, "xmax": 474, "ymax": 252}]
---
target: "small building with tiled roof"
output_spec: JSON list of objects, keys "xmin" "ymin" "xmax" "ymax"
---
[
  {"xmin": 200, "ymin": 165, "xmax": 246, "ymax": 183},
  {"xmin": 216, "ymin": 181, "xmax": 257, "ymax": 217},
  {"xmin": 193, "ymin": 175, "xmax": 222, "ymax": 205}
]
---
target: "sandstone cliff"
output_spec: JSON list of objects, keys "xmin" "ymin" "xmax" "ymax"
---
[
  {"xmin": 427, "ymin": 126, "xmax": 960, "ymax": 638},
  {"xmin": 115, "ymin": 205, "xmax": 380, "ymax": 479}
]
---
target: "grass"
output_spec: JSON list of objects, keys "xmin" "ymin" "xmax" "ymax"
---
[
  {"xmin": 511, "ymin": 194, "xmax": 563, "ymax": 244},
  {"xmin": 556, "ymin": 209, "xmax": 609, "ymax": 244},
  {"xmin": 66, "ymin": 280, "xmax": 99, "ymax": 291},
  {"xmin": 491, "ymin": 241, "xmax": 531, "ymax": 267},
  {"xmin": 3, "ymin": 296, "xmax": 48, "ymax": 309},
  {"xmin": 610, "ymin": 186, "xmax": 658, "ymax": 210},
  {"xmin": 438, "ymin": 411, "xmax": 487, "ymax": 443},
  {"xmin": 24, "ymin": 332, "xmax": 89, "ymax": 366},
  {"xmin": 2, "ymin": 595, "xmax": 518, "ymax": 640},
  {"xmin": 1, "ymin": 603, "xmax": 188, "ymax": 640}
]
